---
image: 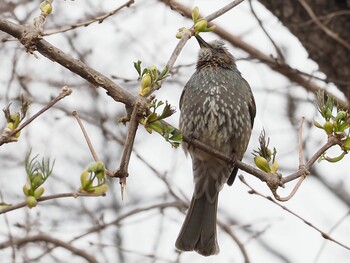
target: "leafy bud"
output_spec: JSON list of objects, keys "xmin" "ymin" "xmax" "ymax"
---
[
  {"xmin": 40, "ymin": 1, "xmax": 52, "ymax": 15},
  {"xmin": 34, "ymin": 187, "xmax": 45, "ymax": 199},
  {"xmin": 192, "ymin": 6, "xmax": 199, "ymax": 23},
  {"xmin": 80, "ymin": 169, "xmax": 90, "ymax": 189},
  {"xmin": 325, "ymin": 108, "xmax": 333, "ymax": 120},
  {"xmin": 194, "ymin": 19, "xmax": 207, "ymax": 32},
  {"xmin": 148, "ymin": 121, "xmax": 164, "ymax": 134},
  {"xmin": 139, "ymin": 86, "xmax": 151, "ymax": 97},
  {"xmin": 312, "ymin": 120, "xmax": 323, "ymax": 129},
  {"xmin": 141, "ymin": 73, "xmax": 152, "ymax": 88},
  {"xmin": 26, "ymin": 196, "xmax": 38, "ymax": 208},
  {"xmin": 91, "ymin": 184, "xmax": 109, "ymax": 195},
  {"xmin": 23, "ymin": 185, "xmax": 29, "ymax": 196},
  {"xmin": 32, "ymin": 173, "xmax": 43, "ymax": 188},
  {"xmin": 254, "ymin": 156, "xmax": 271, "ymax": 173},
  {"xmin": 271, "ymin": 161, "xmax": 279, "ymax": 173},
  {"xmin": 335, "ymin": 111, "xmax": 347, "ymax": 122},
  {"xmin": 343, "ymin": 137, "xmax": 350, "ymax": 151},
  {"xmin": 6, "ymin": 122, "xmax": 14, "ymax": 131},
  {"xmin": 10, "ymin": 113, "xmax": 20, "ymax": 128},
  {"xmin": 323, "ymin": 121, "xmax": 333, "ymax": 134}
]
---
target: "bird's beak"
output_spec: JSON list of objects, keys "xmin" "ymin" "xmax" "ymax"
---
[{"xmin": 195, "ymin": 35, "xmax": 211, "ymax": 48}]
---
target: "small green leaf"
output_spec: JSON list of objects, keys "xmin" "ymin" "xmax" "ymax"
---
[
  {"xmin": 141, "ymin": 68, "xmax": 149, "ymax": 77},
  {"xmin": 192, "ymin": 6, "xmax": 200, "ymax": 23},
  {"xmin": 324, "ymin": 151, "xmax": 347, "ymax": 163},
  {"xmin": 148, "ymin": 121, "xmax": 164, "ymax": 134},
  {"xmin": 169, "ymin": 131, "xmax": 183, "ymax": 142},
  {"xmin": 147, "ymin": 112, "xmax": 158, "ymax": 123},
  {"xmin": 159, "ymin": 66, "xmax": 169, "ymax": 78},
  {"xmin": 133, "ymin": 60, "xmax": 142, "ymax": 76},
  {"xmin": 313, "ymin": 120, "xmax": 323, "ymax": 129},
  {"xmin": 156, "ymin": 100, "xmax": 164, "ymax": 108}
]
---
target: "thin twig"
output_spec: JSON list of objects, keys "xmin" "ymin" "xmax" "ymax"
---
[
  {"xmin": 281, "ymin": 136, "xmax": 338, "ymax": 184},
  {"xmin": 0, "ymin": 192, "xmax": 105, "ymax": 215},
  {"xmin": 72, "ymin": 111, "xmax": 99, "ymax": 162},
  {"xmin": 218, "ymin": 220, "xmax": 251, "ymax": 263},
  {"xmin": 298, "ymin": 117, "xmax": 305, "ymax": 166},
  {"xmin": 44, "ymin": 0, "xmax": 135, "ymax": 36},
  {"xmin": 248, "ymin": 0, "xmax": 285, "ymax": 62},
  {"xmin": 0, "ymin": 86, "xmax": 72, "ymax": 146},
  {"xmin": 313, "ymin": 210, "xmax": 350, "ymax": 262},
  {"xmin": 273, "ymin": 118, "xmax": 308, "ymax": 201},
  {"xmin": 239, "ymin": 175, "xmax": 350, "ymax": 251},
  {"xmin": 0, "ymin": 234, "xmax": 99, "ymax": 263},
  {"xmin": 159, "ymin": 0, "xmax": 349, "ymax": 111},
  {"xmin": 205, "ymin": 0, "xmax": 246, "ymax": 22},
  {"xmin": 113, "ymin": 100, "xmax": 141, "ymax": 199}
]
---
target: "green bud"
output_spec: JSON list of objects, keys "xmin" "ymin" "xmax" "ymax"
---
[
  {"xmin": 23, "ymin": 185, "xmax": 29, "ymax": 196},
  {"xmin": 80, "ymin": 169, "xmax": 90, "ymax": 189},
  {"xmin": 192, "ymin": 6, "xmax": 199, "ymax": 23},
  {"xmin": 254, "ymin": 156, "xmax": 271, "ymax": 173},
  {"xmin": 325, "ymin": 108, "xmax": 333, "ymax": 120},
  {"xmin": 14, "ymin": 130, "xmax": 21, "ymax": 139},
  {"xmin": 95, "ymin": 161, "xmax": 105, "ymax": 172},
  {"xmin": 6, "ymin": 122, "xmax": 14, "ymax": 131},
  {"xmin": 271, "ymin": 161, "xmax": 279, "ymax": 173},
  {"xmin": 139, "ymin": 86, "xmax": 151, "ymax": 97},
  {"xmin": 26, "ymin": 196, "xmax": 38, "ymax": 208},
  {"xmin": 141, "ymin": 73, "xmax": 152, "ymax": 89},
  {"xmin": 335, "ymin": 111, "xmax": 347, "ymax": 122},
  {"xmin": 194, "ymin": 19, "xmax": 207, "ymax": 32},
  {"xmin": 91, "ymin": 184, "xmax": 109, "ymax": 195},
  {"xmin": 87, "ymin": 162, "xmax": 98, "ymax": 172},
  {"xmin": 176, "ymin": 31, "xmax": 183, "ymax": 39},
  {"xmin": 32, "ymin": 173, "xmax": 43, "ymax": 188},
  {"xmin": 34, "ymin": 187, "xmax": 45, "ymax": 199},
  {"xmin": 40, "ymin": 1, "xmax": 53, "ymax": 15},
  {"xmin": 343, "ymin": 137, "xmax": 350, "ymax": 151},
  {"xmin": 10, "ymin": 113, "xmax": 20, "ymax": 128},
  {"xmin": 323, "ymin": 121, "xmax": 334, "ymax": 134},
  {"xmin": 139, "ymin": 117, "xmax": 147, "ymax": 126}
]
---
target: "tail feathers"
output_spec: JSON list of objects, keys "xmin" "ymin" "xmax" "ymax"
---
[{"xmin": 175, "ymin": 194, "xmax": 219, "ymax": 256}]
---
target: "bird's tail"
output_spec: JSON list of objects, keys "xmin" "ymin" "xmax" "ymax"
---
[{"xmin": 175, "ymin": 193, "xmax": 219, "ymax": 256}]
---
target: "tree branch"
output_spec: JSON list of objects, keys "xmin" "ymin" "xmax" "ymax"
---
[
  {"xmin": 0, "ymin": 234, "xmax": 99, "ymax": 263},
  {"xmin": 0, "ymin": 17, "xmax": 136, "ymax": 106},
  {"xmin": 239, "ymin": 175, "xmax": 350, "ymax": 251},
  {"xmin": 159, "ymin": 0, "xmax": 349, "ymax": 111}
]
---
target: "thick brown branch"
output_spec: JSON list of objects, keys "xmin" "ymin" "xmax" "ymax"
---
[{"xmin": 0, "ymin": 18, "xmax": 136, "ymax": 106}]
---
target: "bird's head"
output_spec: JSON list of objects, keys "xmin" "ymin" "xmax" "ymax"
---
[{"xmin": 196, "ymin": 35, "xmax": 236, "ymax": 70}]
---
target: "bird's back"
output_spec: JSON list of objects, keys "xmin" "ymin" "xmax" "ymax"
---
[{"xmin": 179, "ymin": 65, "xmax": 253, "ymax": 160}]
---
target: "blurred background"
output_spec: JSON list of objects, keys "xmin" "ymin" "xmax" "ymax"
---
[{"xmin": 0, "ymin": 0, "xmax": 349, "ymax": 262}]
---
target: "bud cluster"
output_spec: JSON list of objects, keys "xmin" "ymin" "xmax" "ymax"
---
[
  {"xmin": 23, "ymin": 151, "xmax": 54, "ymax": 208},
  {"xmin": 79, "ymin": 161, "xmax": 109, "ymax": 195},
  {"xmin": 314, "ymin": 91, "xmax": 350, "ymax": 162},
  {"xmin": 253, "ymin": 130, "xmax": 279, "ymax": 173},
  {"xmin": 134, "ymin": 60, "xmax": 169, "ymax": 97}
]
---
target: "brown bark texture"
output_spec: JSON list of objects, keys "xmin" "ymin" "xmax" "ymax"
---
[{"xmin": 258, "ymin": 0, "xmax": 350, "ymax": 101}]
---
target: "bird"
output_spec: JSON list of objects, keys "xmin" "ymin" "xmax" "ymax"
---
[{"xmin": 175, "ymin": 35, "xmax": 256, "ymax": 256}]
